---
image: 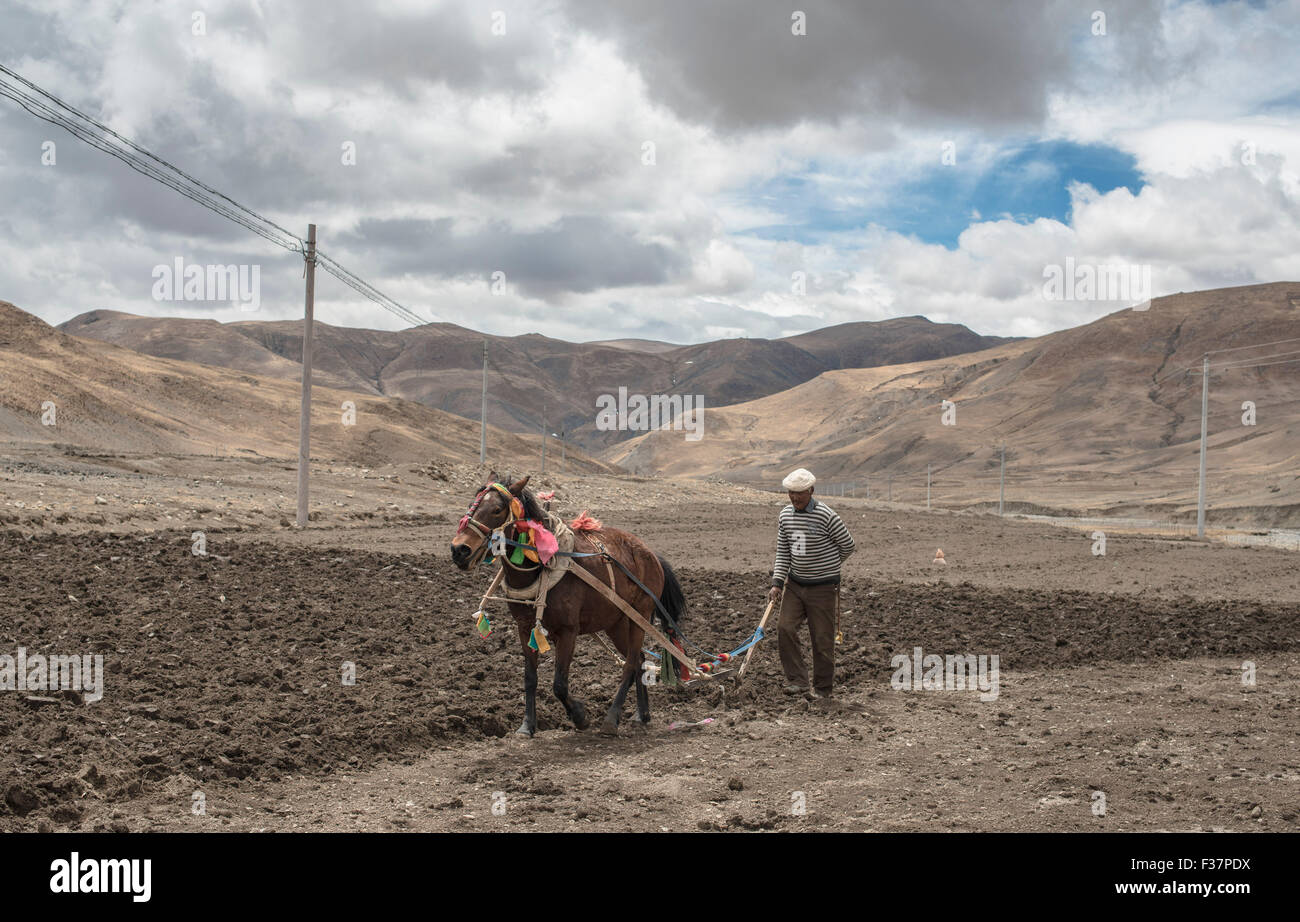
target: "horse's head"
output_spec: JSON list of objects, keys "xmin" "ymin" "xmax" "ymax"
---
[{"xmin": 450, "ymin": 473, "xmax": 533, "ymax": 570}]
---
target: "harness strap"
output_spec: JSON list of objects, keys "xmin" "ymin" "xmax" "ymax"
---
[
  {"xmin": 496, "ymin": 531, "xmax": 718, "ymax": 658},
  {"xmin": 566, "ymin": 564, "xmax": 705, "ymax": 679}
]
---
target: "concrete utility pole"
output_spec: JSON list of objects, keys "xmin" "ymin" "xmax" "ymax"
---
[
  {"xmin": 480, "ymin": 340, "xmax": 487, "ymax": 465},
  {"xmin": 295, "ymin": 223, "xmax": 317, "ymax": 529},
  {"xmin": 926, "ymin": 464, "xmax": 931, "ymax": 511},
  {"xmin": 999, "ymin": 443, "xmax": 1006, "ymax": 516},
  {"xmin": 1196, "ymin": 353, "xmax": 1209, "ymax": 538},
  {"xmin": 541, "ymin": 404, "xmax": 547, "ymax": 474},
  {"xmin": 887, "ymin": 473, "xmax": 892, "ymax": 503}
]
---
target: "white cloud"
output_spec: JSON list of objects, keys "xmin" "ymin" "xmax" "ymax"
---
[{"xmin": 0, "ymin": 0, "xmax": 1297, "ymax": 345}]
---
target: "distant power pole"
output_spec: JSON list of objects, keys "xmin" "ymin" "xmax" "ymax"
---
[
  {"xmin": 541, "ymin": 404, "xmax": 547, "ymax": 474},
  {"xmin": 887, "ymin": 473, "xmax": 892, "ymax": 503},
  {"xmin": 295, "ymin": 223, "xmax": 317, "ymax": 529},
  {"xmin": 560, "ymin": 429, "xmax": 566, "ymax": 472},
  {"xmin": 926, "ymin": 464, "xmax": 931, "ymax": 511},
  {"xmin": 479, "ymin": 340, "xmax": 487, "ymax": 465},
  {"xmin": 1197, "ymin": 353, "xmax": 1209, "ymax": 538},
  {"xmin": 999, "ymin": 443, "xmax": 1006, "ymax": 516}
]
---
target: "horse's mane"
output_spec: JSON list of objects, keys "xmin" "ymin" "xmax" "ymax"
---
[
  {"xmin": 517, "ymin": 486, "xmax": 546, "ymax": 522},
  {"xmin": 480, "ymin": 478, "xmax": 598, "ymax": 531},
  {"xmin": 481, "ymin": 477, "xmax": 546, "ymax": 522}
]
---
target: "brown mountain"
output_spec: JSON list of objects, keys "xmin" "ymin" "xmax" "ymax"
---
[
  {"xmin": 606, "ymin": 283, "xmax": 1300, "ymax": 524},
  {"xmin": 58, "ymin": 311, "xmax": 1013, "ymax": 451},
  {"xmin": 1, "ymin": 301, "xmax": 616, "ymax": 473}
]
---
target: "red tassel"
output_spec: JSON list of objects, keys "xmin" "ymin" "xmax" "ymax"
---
[{"xmin": 569, "ymin": 511, "xmax": 603, "ymax": 532}]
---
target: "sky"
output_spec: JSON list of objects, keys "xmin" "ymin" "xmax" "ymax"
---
[{"xmin": 0, "ymin": 0, "xmax": 1298, "ymax": 342}]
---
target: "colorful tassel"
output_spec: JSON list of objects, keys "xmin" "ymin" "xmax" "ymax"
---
[
  {"xmin": 474, "ymin": 610, "xmax": 492, "ymax": 638},
  {"xmin": 569, "ymin": 511, "xmax": 602, "ymax": 532}
]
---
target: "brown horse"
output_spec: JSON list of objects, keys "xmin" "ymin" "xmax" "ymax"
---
[{"xmin": 449, "ymin": 474, "xmax": 688, "ymax": 737}]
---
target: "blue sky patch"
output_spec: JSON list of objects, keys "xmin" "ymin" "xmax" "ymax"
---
[{"xmin": 742, "ymin": 140, "xmax": 1143, "ymax": 248}]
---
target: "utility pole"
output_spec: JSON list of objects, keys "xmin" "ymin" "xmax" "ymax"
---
[
  {"xmin": 1197, "ymin": 353, "xmax": 1209, "ymax": 538},
  {"xmin": 479, "ymin": 340, "xmax": 487, "ymax": 465},
  {"xmin": 887, "ymin": 473, "xmax": 892, "ymax": 503},
  {"xmin": 999, "ymin": 443, "xmax": 1006, "ymax": 516},
  {"xmin": 541, "ymin": 404, "xmax": 547, "ymax": 474},
  {"xmin": 926, "ymin": 464, "xmax": 931, "ymax": 511},
  {"xmin": 295, "ymin": 223, "xmax": 317, "ymax": 529},
  {"xmin": 560, "ymin": 429, "xmax": 566, "ymax": 472}
]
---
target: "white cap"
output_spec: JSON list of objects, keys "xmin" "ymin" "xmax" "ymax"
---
[{"xmin": 782, "ymin": 468, "xmax": 815, "ymax": 491}]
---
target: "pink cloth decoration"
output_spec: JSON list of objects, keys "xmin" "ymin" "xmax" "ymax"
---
[
  {"xmin": 518, "ymin": 519, "xmax": 559, "ymax": 564},
  {"xmin": 457, "ymin": 514, "xmax": 470, "ymax": 533}
]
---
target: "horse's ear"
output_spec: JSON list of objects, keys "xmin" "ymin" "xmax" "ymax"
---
[
  {"xmin": 487, "ymin": 470, "xmax": 501, "ymax": 485},
  {"xmin": 508, "ymin": 475, "xmax": 530, "ymax": 495}
]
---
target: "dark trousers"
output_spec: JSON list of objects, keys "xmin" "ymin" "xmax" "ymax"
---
[{"xmin": 778, "ymin": 580, "xmax": 838, "ymax": 693}]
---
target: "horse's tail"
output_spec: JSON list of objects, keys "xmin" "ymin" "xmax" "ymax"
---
[{"xmin": 655, "ymin": 555, "xmax": 687, "ymax": 636}]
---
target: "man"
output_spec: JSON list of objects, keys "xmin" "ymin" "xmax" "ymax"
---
[{"xmin": 768, "ymin": 468, "xmax": 855, "ymax": 699}]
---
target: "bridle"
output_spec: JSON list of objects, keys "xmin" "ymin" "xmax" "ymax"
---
[{"xmin": 457, "ymin": 483, "xmax": 538, "ymax": 570}]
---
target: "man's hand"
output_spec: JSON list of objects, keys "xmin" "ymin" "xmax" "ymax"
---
[{"xmin": 768, "ymin": 586, "xmax": 783, "ymax": 603}]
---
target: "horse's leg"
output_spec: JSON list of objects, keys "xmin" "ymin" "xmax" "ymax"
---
[
  {"xmin": 633, "ymin": 657, "xmax": 652, "ymax": 726},
  {"xmin": 599, "ymin": 611, "xmax": 638, "ymax": 733},
  {"xmin": 551, "ymin": 628, "xmax": 589, "ymax": 730},
  {"xmin": 602, "ymin": 654, "xmax": 638, "ymax": 734},
  {"xmin": 514, "ymin": 618, "xmax": 539, "ymax": 738},
  {"xmin": 631, "ymin": 623, "xmax": 652, "ymax": 726}
]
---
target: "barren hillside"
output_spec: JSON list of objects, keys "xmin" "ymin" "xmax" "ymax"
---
[
  {"xmin": 608, "ymin": 283, "xmax": 1300, "ymax": 523},
  {"xmin": 59, "ymin": 311, "xmax": 1013, "ymax": 450},
  {"xmin": 1, "ymin": 301, "xmax": 616, "ymax": 473}
]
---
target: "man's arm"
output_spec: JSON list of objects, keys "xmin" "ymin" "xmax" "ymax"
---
[
  {"xmin": 828, "ymin": 510, "xmax": 855, "ymax": 561},
  {"xmin": 772, "ymin": 513, "xmax": 790, "ymax": 588}
]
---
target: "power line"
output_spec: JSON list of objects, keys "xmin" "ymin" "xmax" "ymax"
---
[
  {"xmin": 1213, "ymin": 349, "xmax": 1300, "ymax": 370},
  {"xmin": 1158, "ymin": 347, "xmax": 1300, "ymax": 382},
  {"xmin": 314, "ymin": 251, "xmax": 426, "ymax": 327},
  {"xmin": 1215, "ymin": 355, "xmax": 1300, "ymax": 373},
  {"xmin": 0, "ymin": 63, "xmax": 429, "ymax": 327},
  {"xmin": 0, "ymin": 64, "xmax": 302, "ymax": 252},
  {"xmin": 1206, "ymin": 336, "xmax": 1300, "ymax": 356}
]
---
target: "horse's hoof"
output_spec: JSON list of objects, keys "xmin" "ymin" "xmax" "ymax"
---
[
  {"xmin": 515, "ymin": 723, "xmax": 535, "ymax": 738},
  {"xmin": 570, "ymin": 704, "xmax": 589, "ymax": 731},
  {"xmin": 598, "ymin": 720, "xmax": 619, "ymax": 736}
]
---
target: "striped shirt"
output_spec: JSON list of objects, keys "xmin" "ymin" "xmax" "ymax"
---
[{"xmin": 772, "ymin": 497, "xmax": 856, "ymax": 587}]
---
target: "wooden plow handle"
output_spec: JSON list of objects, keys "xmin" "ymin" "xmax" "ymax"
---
[{"xmin": 737, "ymin": 595, "xmax": 778, "ymax": 679}]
